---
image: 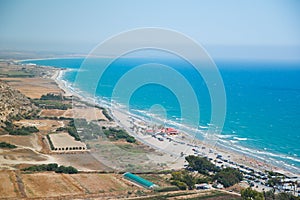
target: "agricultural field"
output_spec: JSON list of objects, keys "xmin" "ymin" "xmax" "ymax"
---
[
  {"xmin": 49, "ymin": 132, "xmax": 86, "ymax": 151},
  {"xmin": 0, "ymin": 134, "xmax": 40, "ymax": 150},
  {"xmin": 0, "ymin": 170, "xmax": 19, "ymax": 199},
  {"xmin": 52, "ymin": 152, "xmax": 112, "ymax": 171},
  {"xmin": 0, "ymin": 148, "xmax": 48, "ymax": 163},
  {"xmin": 40, "ymin": 107, "xmax": 108, "ymax": 121},
  {"xmin": 69, "ymin": 173, "xmax": 133, "ymax": 194},
  {"xmin": 21, "ymin": 172, "xmax": 83, "ymax": 198},
  {"xmin": 1, "ymin": 77, "xmax": 63, "ymax": 99},
  {"xmin": 0, "ymin": 171, "xmax": 143, "ymax": 199},
  {"xmin": 14, "ymin": 119, "xmax": 65, "ymax": 134}
]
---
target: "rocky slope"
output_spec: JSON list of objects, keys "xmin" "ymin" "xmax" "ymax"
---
[{"xmin": 0, "ymin": 80, "xmax": 36, "ymax": 127}]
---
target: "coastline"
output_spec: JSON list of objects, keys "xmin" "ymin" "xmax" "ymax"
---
[
  {"xmin": 16, "ymin": 56, "xmax": 85, "ymax": 63},
  {"xmin": 49, "ymin": 64, "xmax": 300, "ymax": 178}
]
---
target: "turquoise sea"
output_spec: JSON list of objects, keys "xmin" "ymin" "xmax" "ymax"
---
[{"xmin": 22, "ymin": 56, "xmax": 300, "ymax": 173}]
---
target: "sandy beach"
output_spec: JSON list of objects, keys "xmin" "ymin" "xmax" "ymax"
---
[{"xmin": 50, "ymin": 66, "xmax": 300, "ymax": 179}]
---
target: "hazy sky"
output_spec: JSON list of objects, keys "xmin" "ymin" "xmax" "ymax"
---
[{"xmin": 0, "ymin": 0, "xmax": 300, "ymax": 59}]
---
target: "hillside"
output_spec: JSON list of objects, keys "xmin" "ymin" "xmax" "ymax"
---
[{"xmin": 0, "ymin": 80, "xmax": 36, "ymax": 129}]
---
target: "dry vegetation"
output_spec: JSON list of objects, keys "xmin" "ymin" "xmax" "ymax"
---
[
  {"xmin": 14, "ymin": 119, "xmax": 65, "ymax": 134},
  {"xmin": 40, "ymin": 107, "xmax": 108, "ymax": 122},
  {"xmin": 0, "ymin": 171, "xmax": 145, "ymax": 199},
  {"xmin": 22, "ymin": 172, "xmax": 83, "ymax": 198},
  {"xmin": 52, "ymin": 152, "xmax": 111, "ymax": 171},
  {"xmin": 69, "ymin": 173, "xmax": 132, "ymax": 194},
  {"xmin": 0, "ymin": 170, "xmax": 20, "ymax": 199},
  {"xmin": 0, "ymin": 135, "xmax": 39, "ymax": 149},
  {"xmin": 49, "ymin": 132, "xmax": 86, "ymax": 150},
  {"xmin": 1, "ymin": 77, "xmax": 63, "ymax": 99}
]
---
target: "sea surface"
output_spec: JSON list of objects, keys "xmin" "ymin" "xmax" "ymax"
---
[{"xmin": 22, "ymin": 56, "xmax": 300, "ymax": 173}]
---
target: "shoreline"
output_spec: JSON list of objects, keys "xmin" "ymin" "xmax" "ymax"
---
[
  {"xmin": 47, "ymin": 63, "xmax": 300, "ymax": 178},
  {"xmin": 16, "ymin": 56, "xmax": 85, "ymax": 63}
]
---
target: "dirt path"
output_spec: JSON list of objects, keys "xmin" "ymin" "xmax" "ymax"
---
[{"xmin": 15, "ymin": 171, "xmax": 27, "ymax": 198}]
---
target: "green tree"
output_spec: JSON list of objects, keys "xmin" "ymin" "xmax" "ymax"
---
[
  {"xmin": 276, "ymin": 192, "xmax": 300, "ymax": 200},
  {"xmin": 267, "ymin": 177, "xmax": 281, "ymax": 187},
  {"xmin": 55, "ymin": 165, "xmax": 78, "ymax": 174},
  {"xmin": 170, "ymin": 180, "xmax": 187, "ymax": 190},
  {"xmin": 241, "ymin": 187, "xmax": 264, "ymax": 200},
  {"xmin": 46, "ymin": 163, "xmax": 58, "ymax": 171},
  {"xmin": 170, "ymin": 170, "xmax": 196, "ymax": 190},
  {"xmin": 0, "ymin": 142, "xmax": 17, "ymax": 149},
  {"xmin": 264, "ymin": 189, "xmax": 275, "ymax": 200},
  {"xmin": 181, "ymin": 171, "xmax": 196, "ymax": 190},
  {"xmin": 213, "ymin": 167, "xmax": 243, "ymax": 187},
  {"xmin": 185, "ymin": 155, "xmax": 218, "ymax": 175}
]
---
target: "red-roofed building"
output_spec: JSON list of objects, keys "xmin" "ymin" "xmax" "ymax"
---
[{"xmin": 160, "ymin": 127, "xmax": 178, "ymax": 135}]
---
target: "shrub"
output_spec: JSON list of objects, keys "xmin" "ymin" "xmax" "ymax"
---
[
  {"xmin": 32, "ymin": 99, "xmax": 71, "ymax": 110},
  {"xmin": 102, "ymin": 108, "xmax": 113, "ymax": 121},
  {"xmin": 241, "ymin": 187, "xmax": 264, "ymax": 200},
  {"xmin": 185, "ymin": 155, "xmax": 219, "ymax": 175},
  {"xmin": 0, "ymin": 142, "xmax": 17, "ymax": 149},
  {"xmin": 55, "ymin": 165, "xmax": 78, "ymax": 174},
  {"xmin": 40, "ymin": 93, "xmax": 62, "ymax": 101},
  {"xmin": 170, "ymin": 171, "xmax": 196, "ymax": 190},
  {"xmin": 104, "ymin": 127, "xmax": 136, "ymax": 143},
  {"xmin": 22, "ymin": 163, "xmax": 78, "ymax": 174},
  {"xmin": 170, "ymin": 180, "xmax": 187, "ymax": 190},
  {"xmin": 276, "ymin": 192, "xmax": 300, "ymax": 200},
  {"xmin": 213, "ymin": 167, "xmax": 243, "ymax": 187},
  {"xmin": 154, "ymin": 186, "xmax": 179, "ymax": 192},
  {"xmin": 46, "ymin": 134, "xmax": 55, "ymax": 150},
  {"xmin": 4, "ymin": 123, "xmax": 39, "ymax": 136}
]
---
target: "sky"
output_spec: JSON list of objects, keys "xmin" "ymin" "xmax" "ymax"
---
[{"xmin": 0, "ymin": 0, "xmax": 300, "ymax": 60}]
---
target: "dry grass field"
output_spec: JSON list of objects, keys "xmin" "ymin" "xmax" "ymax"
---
[
  {"xmin": 0, "ymin": 148, "xmax": 48, "ymax": 162},
  {"xmin": 0, "ymin": 135, "xmax": 39, "ymax": 150},
  {"xmin": 69, "ymin": 173, "xmax": 132, "ymax": 194},
  {"xmin": 49, "ymin": 132, "xmax": 86, "ymax": 151},
  {"xmin": 14, "ymin": 119, "xmax": 65, "ymax": 134},
  {"xmin": 0, "ymin": 170, "xmax": 19, "ymax": 199},
  {"xmin": 22, "ymin": 172, "xmax": 83, "ymax": 198},
  {"xmin": 0, "ymin": 171, "xmax": 142, "ymax": 199},
  {"xmin": 40, "ymin": 107, "xmax": 108, "ymax": 121},
  {"xmin": 1, "ymin": 77, "xmax": 63, "ymax": 99},
  {"xmin": 52, "ymin": 152, "xmax": 112, "ymax": 171}
]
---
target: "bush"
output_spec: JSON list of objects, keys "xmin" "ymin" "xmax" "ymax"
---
[
  {"xmin": 4, "ymin": 123, "xmax": 39, "ymax": 136},
  {"xmin": 23, "ymin": 163, "xmax": 58, "ymax": 172},
  {"xmin": 102, "ymin": 108, "xmax": 113, "ymax": 121},
  {"xmin": 46, "ymin": 135, "xmax": 55, "ymax": 150},
  {"xmin": 170, "ymin": 171, "xmax": 196, "ymax": 190},
  {"xmin": 46, "ymin": 163, "xmax": 59, "ymax": 171},
  {"xmin": 55, "ymin": 166, "xmax": 78, "ymax": 174},
  {"xmin": 241, "ymin": 187, "xmax": 264, "ymax": 200},
  {"xmin": 57, "ymin": 119, "xmax": 81, "ymax": 141},
  {"xmin": 267, "ymin": 177, "xmax": 281, "ymax": 187},
  {"xmin": 0, "ymin": 142, "xmax": 17, "ymax": 149},
  {"xmin": 185, "ymin": 155, "xmax": 219, "ymax": 175},
  {"xmin": 40, "ymin": 93, "xmax": 62, "ymax": 101},
  {"xmin": 170, "ymin": 180, "xmax": 187, "ymax": 190},
  {"xmin": 276, "ymin": 192, "xmax": 300, "ymax": 200},
  {"xmin": 104, "ymin": 127, "xmax": 136, "ymax": 143},
  {"xmin": 22, "ymin": 163, "xmax": 78, "ymax": 174},
  {"xmin": 196, "ymin": 177, "xmax": 212, "ymax": 184},
  {"xmin": 126, "ymin": 136, "xmax": 136, "ymax": 143},
  {"xmin": 32, "ymin": 99, "xmax": 71, "ymax": 110},
  {"xmin": 154, "ymin": 186, "xmax": 179, "ymax": 192},
  {"xmin": 213, "ymin": 167, "xmax": 243, "ymax": 188}
]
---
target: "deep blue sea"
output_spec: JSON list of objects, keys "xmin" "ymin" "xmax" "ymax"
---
[{"xmin": 22, "ymin": 57, "xmax": 300, "ymax": 173}]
